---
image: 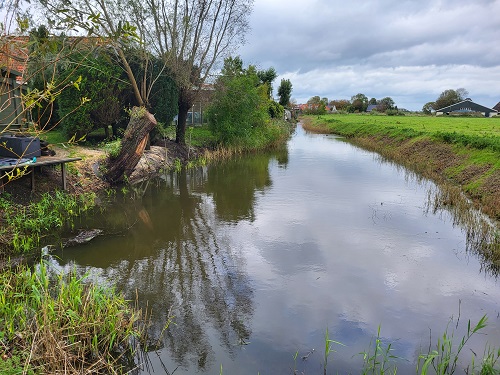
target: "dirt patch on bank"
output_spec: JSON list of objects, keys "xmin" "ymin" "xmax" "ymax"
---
[{"xmin": 1, "ymin": 140, "xmax": 198, "ymax": 203}]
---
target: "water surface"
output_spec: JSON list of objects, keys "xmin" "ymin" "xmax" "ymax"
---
[{"xmin": 52, "ymin": 125, "xmax": 500, "ymax": 374}]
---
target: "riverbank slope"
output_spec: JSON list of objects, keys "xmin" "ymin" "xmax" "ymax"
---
[{"xmin": 301, "ymin": 114, "xmax": 500, "ymax": 222}]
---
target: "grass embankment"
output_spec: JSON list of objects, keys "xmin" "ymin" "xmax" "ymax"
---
[{"xmin": 302, "ymin": 114, "xmax": 500, "ymax": 221}]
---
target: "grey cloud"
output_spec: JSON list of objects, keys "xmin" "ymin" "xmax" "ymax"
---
[{"xmin": 238, "ymin": 0, "xmax": 500, "ymax": 109}]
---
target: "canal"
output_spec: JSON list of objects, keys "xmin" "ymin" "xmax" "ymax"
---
[{"xmin": 51, "ymin": 124, "xmax": 500, "ymax": 374}]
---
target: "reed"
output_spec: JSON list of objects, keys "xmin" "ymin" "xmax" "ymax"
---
[
  {"xmin": 0, "ymin": 191, "xmax": 96, "ymax": 254},
  {"xmin": 324, "ymin": 327, "xmax": 344, "ymax": 375},
  {"xmin": 360, "ymin": 326, "xmax": 399, "ymax": 375},
  {"xmin": 0, "ymin": 260, "xmax": 144, "ymax": 374},
  {"xmin": 417, "ymin": 315, "xmax": 488, "ymax": 375}
]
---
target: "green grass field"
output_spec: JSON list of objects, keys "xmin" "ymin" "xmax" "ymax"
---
[
  {"xmin": 309, "ymin": 114, "xmax": 500, "ymax": 155},
  {"xmin": 317, "ymin": 114, "xmax": 500, "ymax": 136}
]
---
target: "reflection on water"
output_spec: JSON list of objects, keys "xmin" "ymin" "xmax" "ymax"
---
[{"xmin": 51, "ymin": 126, "xmax": 500, "ymax": 374}]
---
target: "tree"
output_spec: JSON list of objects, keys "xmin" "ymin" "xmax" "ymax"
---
[
  {"xmin": 377, "ymin": 97, "xmax": 395, "ymax": 112},
  {"xmin": 257, "ymin": 67, "xmax": 277, "ymax": 99},
  {"xmin": 350, "ymin": 93, "xmax": 368, "ymax": 112},
  {"xmin": 369, "ymin": 97, "xmax": 377, "ymax": 105},
  {"xmin": 207, "ymin": 58, "xmax": 268, "ymax": 145},
  {"xmin": 307, "ymin": 96, "xmax": 321, "ymax": 105},
  {"xmin": 37, "ymin": 0, "xmax": 252, "ymax": 178},
  {"xmin": 277, "ymin": 78, "xmax": 292, "ymax": 107},
  {"xmin": 35, "ymin": 0, "xmax": 160, "ymax": 183},
  {"xmin": 433, "ymin": 88, "xmax": 468, "ymax": 110},
  {"xmin": 422, "ymin": 102, "xmax": 435, "ymax": 115},
  {"xmin": 329, "ymin": 99, "xmax": 350, "ymax": 111},
  {"xmin": 57, "ymin": 49, "xmax": 129, "ymax": 138},
  {"xmin": 305, "ymin": 96, "xmax": 326, "ymax": 114},
  {"xmin": 133, "ymin": 0, "xmax": 254, "ymax": 145}
]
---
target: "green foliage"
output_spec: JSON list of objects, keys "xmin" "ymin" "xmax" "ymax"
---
[
  {"xmin": 130, "ymin": 53, "xmax": 178, "ymax": 126},
  {"xmin": 207, "ymin": 60, "xmax": 270, "ymax": 145},
  {"xmin": 417, "ymin": 315, "xmax": 488, "ymax": 375},
  {"xmin": 0, "ymin": 191, "xmax": 96, "ymax": 253},
  {"xmin": 57, "ymin": 50, "xmax": 128, "ymax": 138},
  {"xmin": 268, "ymin": 100, "xmax": 284, "ymax": 119},
  {"xmin": 423, "ymin": 102, "xmax": 435, "ymax": 115},
  {"xmin": 350, "ymin": 93, "xmax": 369, "ymax": 112},
  {"xmin": 434, "ymin": 88, "xmax": 468, "ymax": 110},
  {"xmin": 386, "ymin": 109, "xmax": 405, "ymax": 116},
  {"xmin": 433, "ymin": 131, "xmax": 500, "ymax": 152},
  {"xmin": 0, "ymin": 261, "xmax": 142, "ymax": 373},
  {"xmin": 257, "ymin": 66, "xmax": 277, "ymax": 98},
  {"xmin": 323, "ymin": 327, "xmax": 345, "ymax": 375},
  {"xmin": 101, "ymin": 139, "xmax": 122, "ymax": 158},
  {"xmin": 277, "ymin": 78, "xmax": 293, "ymax": 107},
  {"xmin": 360, "ymin": 326, "xmax": 399, "ymax": 375}
]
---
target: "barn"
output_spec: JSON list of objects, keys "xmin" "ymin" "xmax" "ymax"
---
[{"xmin": 435, "ymin": 99, "xmax": 498, "ymax": 117}]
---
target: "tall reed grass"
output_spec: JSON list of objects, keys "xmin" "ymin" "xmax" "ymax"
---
[
  {"xmin": 0, "ymin": 191, "xmax": 96, "ymax": 254},
  {"xmin": 0, "ymin": 261, "xmax": 144, "ymax": 374}
]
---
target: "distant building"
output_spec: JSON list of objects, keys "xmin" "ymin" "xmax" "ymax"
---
[
  {"xmin": 366, "ymin": 104, "xmax": 378, "ymax": 112},
  {"xmin": 435, "ymin": 99, "xmax": 498, "ymax": 117}
]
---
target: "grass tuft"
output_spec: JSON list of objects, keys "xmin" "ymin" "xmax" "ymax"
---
[{"xmin": 0, "ymin": 261, "xmax": 144, "ymax": 374}]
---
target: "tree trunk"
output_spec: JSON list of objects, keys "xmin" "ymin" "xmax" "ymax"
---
[
  {"xmin": 175, "ymin": 89, "xmax": 193, "ymax": 145},
  {"xmin": 104, "ymin": 107, "xmax": 157, "ymax": 184}
]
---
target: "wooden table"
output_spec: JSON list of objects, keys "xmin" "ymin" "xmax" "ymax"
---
[{"xmin": 0, "ymin": 156, "xmax": 82, "ymax": 192}]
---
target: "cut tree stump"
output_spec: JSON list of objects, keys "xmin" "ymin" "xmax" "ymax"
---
[{"xmin": 104, "ymin": 107, "xmax": 157, "ymax": 184}]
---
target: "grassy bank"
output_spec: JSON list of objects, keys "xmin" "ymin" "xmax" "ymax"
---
[
  {"xmin": 302, "ymin": 114, "xmax": 500, "ymax": 221},
  {"xmin": 0, "ymin": 191, "xmax": 96, "ymax": 256}
]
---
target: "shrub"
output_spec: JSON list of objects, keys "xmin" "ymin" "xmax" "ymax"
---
[
  {"xmin": 57, "ymin": 50, "xmax": 128, "ymax": 138},
  {"xmin": 207, "ymin": 72, "xmax": 269, "ymax": 145}
]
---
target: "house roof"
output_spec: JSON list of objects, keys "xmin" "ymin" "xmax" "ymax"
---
[
  {"xmin": 0, "ymin": 36, "xmax": 29, "ymax": 83},
  {"xmin": 436, "ymin": 99, "xmax": 497, "ymax": 114},
  {"xmin": 0, "ymin": 35, "xmax": 108, "ymax": 84},
  {"xmin": 493, "ymin": 101, "xmax": 500, "ymax": 112}
]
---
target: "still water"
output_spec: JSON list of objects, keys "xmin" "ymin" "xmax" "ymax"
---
[{"xmin": 52, "ymin": 125, "xmax": 499, "ymax": 374}]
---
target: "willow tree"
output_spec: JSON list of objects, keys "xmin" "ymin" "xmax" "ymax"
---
[
  {"xmin": 34, "ymin": 0, "xmax": 159, "ymax": 183},
  {"xmin": 131, "ymin": 0, "xmax": 254, "ymax": 144}
]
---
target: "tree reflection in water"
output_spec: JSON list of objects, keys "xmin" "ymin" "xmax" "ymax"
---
[{"xmin": 51, "ymin": 150, "xmax": 288, "ymax": 372}]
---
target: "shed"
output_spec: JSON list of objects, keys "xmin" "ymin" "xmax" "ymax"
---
[
  {"xmin": 435, "ymin": 99, "xmax": 498, "ymax": 117},
  {"xmin": 0, "ymin": 67, "xmax": 27, "ymax": 131}
]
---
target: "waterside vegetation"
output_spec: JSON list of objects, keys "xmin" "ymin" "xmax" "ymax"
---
[
  {"xmin": 0, "ymin": 191, "xmax": 96, "ymax": 255},
  {"xmin": 0, "ymin": 261, "xmax": 144, "ymax": 374}
]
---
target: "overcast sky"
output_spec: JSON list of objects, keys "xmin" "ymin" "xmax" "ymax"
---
[{"xmin": 237, "ymin": 0, "xmax": 500, "ymax": 110}]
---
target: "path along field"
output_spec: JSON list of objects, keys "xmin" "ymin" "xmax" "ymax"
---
[{"xmin": 302, "ymin": 114, "xmax": 500, "ymax": 222}]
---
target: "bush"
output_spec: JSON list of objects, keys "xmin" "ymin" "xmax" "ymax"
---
[
  {"xmin": 57, "ymin": 51, "xmax": 128, "ymax": 138},
  {"xmin": 268, "ymin": 101, "xmax": 284, "ymax": 119},
  {"xmin": 207, "ymin": 72, "xmax": 269, "ymax": 145}
]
